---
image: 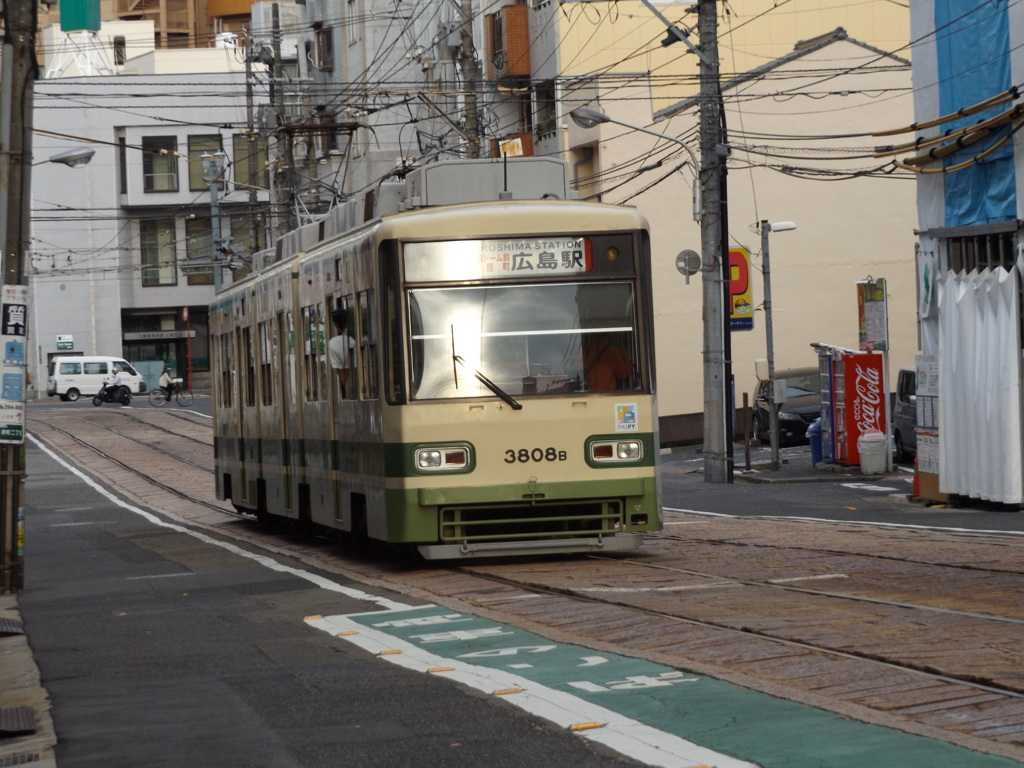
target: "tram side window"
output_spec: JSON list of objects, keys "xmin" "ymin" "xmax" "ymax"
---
[
  {"xmin": 218, "ymin": 333, "xmax": 233, "ymax": 408},
  {"xmin": 242, "ymin": 326, "xmax": 256, "ymax": 407},
  {"xmin": 330, "ymin": 296, "xmax": 358, "ymax": 401},
  {"xmin": 358, "ymin": 289, "xmax": 377, "ymax": 399},
  {"xmin": 258, "ymin": 320, "xmax": 276, "ymax": 406},
  {"xmin": 303, "ymin": 304, "xmax": 326, "ymax": 401},
  {"xmin": 282, "ymin": 311, "xmax": 296, "ymax": 405},
  {"xmin": 381, "ymin": 241, "xmax": 405, "ymax": 404}
]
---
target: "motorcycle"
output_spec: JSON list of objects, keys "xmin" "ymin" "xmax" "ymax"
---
[{"xmin": 93, "ymin": 385, "xmax": 132, "ymax": 406}]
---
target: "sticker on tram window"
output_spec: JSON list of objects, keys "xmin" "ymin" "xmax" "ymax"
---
[
  {"xmin": 615, "ymin": 403, "xmax": 638, "ymax": 432},
  {"xmin": 503, "ymin": 448, "xmax": 568, "ymax": 464},
  {"xmin": 404, "ymin": 239, "xmax": 591, "ymax": 282}
]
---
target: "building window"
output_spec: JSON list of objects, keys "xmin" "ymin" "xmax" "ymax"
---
[
  {"xmin": 947, "ymin": 231, "xmax": 1016, "ymax": 272},
  {"xmin": 318, "ymin": 109, "xmax": 338, "ymax": 155},
  {"xmin": 185, "ymin": 216, "xmax": 214, "ymax": 285},
  {"xmin": 142, "ymin": 136, "xmax": 178, "ymax": 192},
  {"xmin": 315, "ymin": 26, "xmax": 334, "ymax": 71},
  {"xmin": 189, "ymin": 135, "xmax": 225, "ymax": 192},
  {"xmin": 140, "ymin": 218, "xmax": 177, "ymax": 286},
  {"xmin": 232, "ymin": 133, "xmax": 269, "ymax": 191},
  {"xmin": 118, "ymin": 137, "xmax": 127, "ymax": 194},
  {"xmin": 113, "ymin": 36, "xmax": 126, "ymax": 65},
  {"xmin": 490, "ymin": 12, "xmax": 504, "ymax": 69},
  {"xmin": 534, "ymin": 80, "xmax": 557, "ymax": 138}
]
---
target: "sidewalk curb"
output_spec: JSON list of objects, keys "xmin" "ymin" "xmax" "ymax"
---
[{"xmin": 0, "ymin": 594, "xmax": 58, "ymax": 767}]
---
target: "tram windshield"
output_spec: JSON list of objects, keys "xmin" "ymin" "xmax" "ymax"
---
[{"xmin": 408, "ymin": 281, "xmax": 640, "ymax": 401}]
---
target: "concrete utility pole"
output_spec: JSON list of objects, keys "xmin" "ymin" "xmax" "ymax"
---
[
  {"xmin": 697, "ymin": 0, "xmax": 733, "ymax": 483},
  {"xmin": 201, "ymin": 151, "xmax": 228, "ymax": 292},
  {"xmin": 244, "ymin": 27, "xmax": 262, "ymax": 260},
  {"xmin": 460, "ymin": 0, "xmax": 480, "ymax": 158},
  {"xmin": 0, "ymin": 0, "xmax": 37, "ymax": 591}
]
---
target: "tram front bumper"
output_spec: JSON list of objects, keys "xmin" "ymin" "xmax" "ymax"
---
[{"xmin": 417, "ymin": 532, "xmax": 644, "ymax": 560}]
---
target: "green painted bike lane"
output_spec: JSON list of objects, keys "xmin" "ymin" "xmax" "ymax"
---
[{"xmin": 308, "ymin": 604, "xmax": 1023, "ymax": 768}]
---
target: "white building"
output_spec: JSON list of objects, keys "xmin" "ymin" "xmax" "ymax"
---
[
  {"xmin": 908, "ymin": 1, "xmax": 1024, "ymax": 505},
  {"xmin": 30, "ymin": 21, "xmax": 270, "ymax": 395}
]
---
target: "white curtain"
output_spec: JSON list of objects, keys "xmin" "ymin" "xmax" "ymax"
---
[{"xmin": 937, "ymin": 259, "xmax": 1024, "ymax": 503}]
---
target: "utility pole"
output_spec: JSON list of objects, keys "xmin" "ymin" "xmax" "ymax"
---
[
  {"xmin": 459, "ymin": 0, "xmax": 480, "ymax": 158},
  {"xmin": 244, "ymin": 27, "xmax": 262, "ymax": 262},
  {"xmin": 0, "ymin": 0, "xmax": 37, "ymax": 591},
  {"xmin": 269, "ymin": 2, "xmax": 297, "ymax": 238},
  {"xmin": 697, "ymin": 0, "xmax": 733, "ymax": 483}
]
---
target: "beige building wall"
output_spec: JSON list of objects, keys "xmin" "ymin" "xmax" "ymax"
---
[
  {"xmin": 552, "ymin": 3, "xmax": 914, "ymax": 420},
  {"xmin": 563, "ymin": 30, "xmax": 917, "ymax": 419}
]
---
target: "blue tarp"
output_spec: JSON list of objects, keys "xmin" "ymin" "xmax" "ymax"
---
[{"xmin": 935, "ymin": 0, "xmax": 1015, "ymax": 226}]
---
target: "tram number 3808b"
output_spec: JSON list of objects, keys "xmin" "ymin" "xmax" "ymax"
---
[{"xmin": 504, "ymin": 448, "xmax": 569, "ymax": 463}]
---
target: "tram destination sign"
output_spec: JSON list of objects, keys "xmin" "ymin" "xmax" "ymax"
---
[{"xmin": 404, "ymin": 238, "xmax": 591, "ymax": 282}]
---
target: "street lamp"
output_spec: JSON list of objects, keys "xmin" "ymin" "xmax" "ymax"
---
[
  {"xmin": 759, "ymin": 219, "xmax": 796, "ymax": 471},
  {"xmin": 570, "ymin": 106, "xmax": 736, "ymax": 483},
  {"xmin": 569, "ymin": 107, "xmax": 700, "ymax": 219},
  {"xmin": 200, "ymin": 150, "xmax": 228, "ymax": 292},
  {"xmin": 33, "ymin": 148, "xmax": 96, "ymax": 168}
]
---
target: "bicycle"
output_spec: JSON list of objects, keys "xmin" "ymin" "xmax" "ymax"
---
[{"xmin": 149, "ymin": 380, "xmax": 194, "ymax": 407}]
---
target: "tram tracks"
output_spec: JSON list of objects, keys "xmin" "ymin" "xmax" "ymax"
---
[
  {"xmin": 28, "ymin": 412, "xmax": 232, "ymax": 518},
  {"xmin": 456, "ymin": 561, "xmax": 1024, "ymax": 700},
  {"xmin": 25, "ymin": 406, "xmax": 1024, "ymax": 761}
]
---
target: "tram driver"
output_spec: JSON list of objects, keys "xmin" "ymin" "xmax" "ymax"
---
[
  {"xmin": 582, "ymin": 332, "xmax": 632, "ymax": 392},
  {"xmin": 329, "ymin": 307, "xmax": 356, "ymax": 398}
]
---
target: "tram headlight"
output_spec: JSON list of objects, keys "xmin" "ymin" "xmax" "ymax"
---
[
  {"xmin": 617, "ymin": 441, "xmax": 641, "ymax": 460},
  {"xmin": 417, "ymin": 450, "xmax": 442, "ymax": 468},
  {"xmin": 588, "ymin": 439, "xmax": 643, "ymax": 464},
  {"xmin": 414, "ymin": 445, "xmax": 473, "ymax": 473}
]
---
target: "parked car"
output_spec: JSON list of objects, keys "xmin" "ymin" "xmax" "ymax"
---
[
  {"xmin": 893, "ymin": 366, "xmax": 917, "ymax": 463},
  {"xmin": 751, "ymin": 367, "xmax": 821, "ymax": 445}
]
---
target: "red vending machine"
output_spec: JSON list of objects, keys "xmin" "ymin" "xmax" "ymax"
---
[
  {"xmin": 838, "ymin": 352, "xmax": 887, "ymax": 465},
  {"xmin": 814, "ymin": 344, "xmax": 887, "ymax": 466}
]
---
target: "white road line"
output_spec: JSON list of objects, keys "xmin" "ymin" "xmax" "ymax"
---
[
  {"xmin": 579, "ymin": 583, "xmax": 738, "ymax": 593},
  {"xmin": 768, "ymin": 574, "xmax": 849, "ymax": 584},
  {"xmin": 308, "ymin": 610, "xmax": 757, "ymax": 768},
  {"xmin": 127, "ymin": 572, "xmax": 194, "ymax": 580}
]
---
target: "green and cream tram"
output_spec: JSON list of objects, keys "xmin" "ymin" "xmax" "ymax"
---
[{"xmin": 212, "ymin": 158, "xmax": 661, "ymax": 558}]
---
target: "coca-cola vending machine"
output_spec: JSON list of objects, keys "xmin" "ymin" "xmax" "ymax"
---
[
  {"xmin": 843, "ymin": 353, "xmax": 886, "ymax": 464},
  {"xmin": 814, "ymin": 344, "xmax": 888, "ymax": 466},
  {"xmin": 835, "ymin": 354, "xmax": 892, "ymax": 466}
]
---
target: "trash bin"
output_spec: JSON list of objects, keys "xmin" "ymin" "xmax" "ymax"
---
[
  {"xmin": 806, "ymin": 418, "xmax": 823, "ymax": 466},
  {"xmin": 858, "ymin": 430, "xmax": 887, "ymax": 474}
]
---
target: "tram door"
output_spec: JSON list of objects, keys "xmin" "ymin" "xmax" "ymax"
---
[
  {"xmin": 274, "ymin": 308, "xmax": 293, "ymax": 513},
  {"xmin": 328, "ymin": 293, "xmax": 356, "ymax": 529}
]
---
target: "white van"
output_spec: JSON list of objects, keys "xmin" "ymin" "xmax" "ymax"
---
[{"xmin": 46, "ymin": 356, "xmax": 146, "ymax": 401}]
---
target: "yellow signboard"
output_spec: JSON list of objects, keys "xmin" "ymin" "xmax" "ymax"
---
[{"xmin": 729, "ymin": 246, "xmax": 753, "ymax": 331}]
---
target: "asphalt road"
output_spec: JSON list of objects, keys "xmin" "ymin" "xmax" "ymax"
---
[{"xmin": 20, "ymin": 445, "xmax": 644, "ymax": 768}]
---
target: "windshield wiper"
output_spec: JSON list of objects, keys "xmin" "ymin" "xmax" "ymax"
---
[{"xmin": 453, "ymin": 355, "xmax": 523, "ymax": 410}]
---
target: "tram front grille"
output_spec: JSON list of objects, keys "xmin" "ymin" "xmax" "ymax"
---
[{"xmin": 439, "ymin": 501, "xmax": 623, "ymax": 543}]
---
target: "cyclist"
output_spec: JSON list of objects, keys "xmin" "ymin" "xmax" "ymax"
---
[{"xmin": 159, "ymin": 366, "xmax": 174, "ymax": 403}]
